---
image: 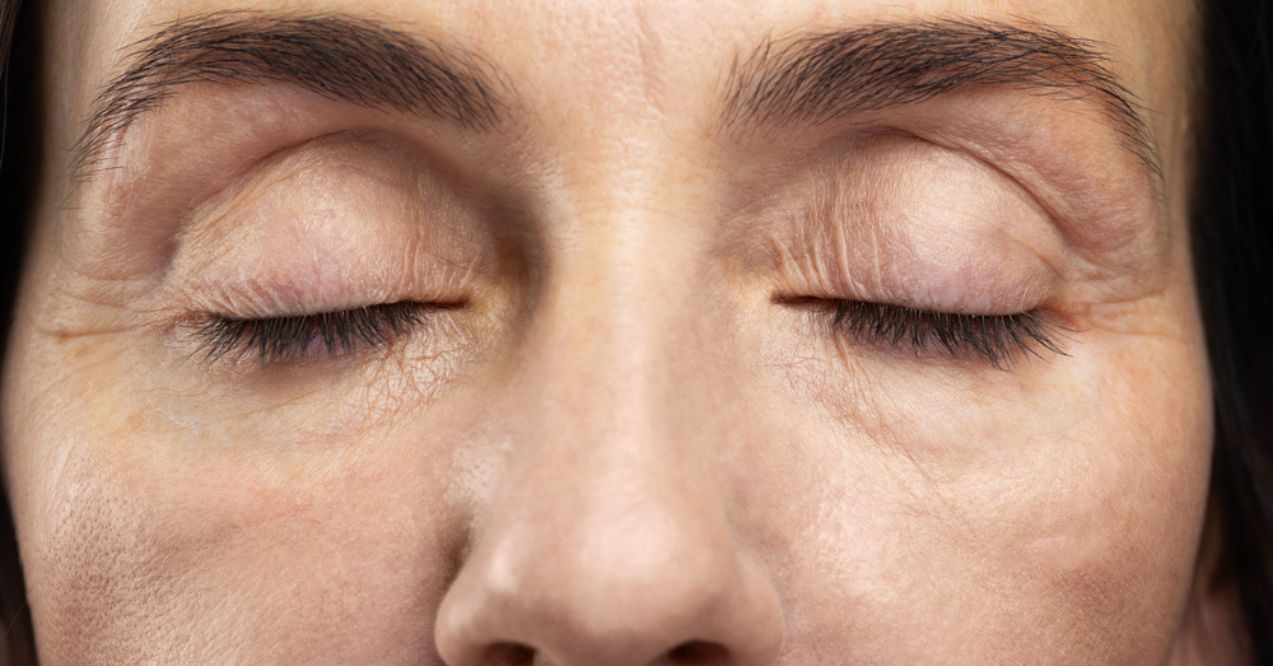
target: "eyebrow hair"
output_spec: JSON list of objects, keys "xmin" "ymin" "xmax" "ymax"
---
[
  {"xmin": 72, "ymin": 11, "xmax": 507, "ymax": 178},
  {"xmin": 722, "ymin": 20, "xmax": 1160, "ymax": 177}
]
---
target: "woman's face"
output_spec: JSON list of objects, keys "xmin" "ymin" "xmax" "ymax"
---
[{"xmin": 2, "ymin": 0, "xmax": 1212, "ymax": 663}]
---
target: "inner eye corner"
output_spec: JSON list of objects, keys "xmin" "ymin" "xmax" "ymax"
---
[{"xmin": 771, "ymin": 293, "xmax": 838, "ymax": 307}]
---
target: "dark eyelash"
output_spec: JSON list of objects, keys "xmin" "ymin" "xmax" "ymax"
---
[
  {"xmin": 191, "ymin": 301, "xmax": 430, "ymax": 366},
  {"xmin": 824, "ymin": 300, "xmax": 1067, "ymax": 368}
]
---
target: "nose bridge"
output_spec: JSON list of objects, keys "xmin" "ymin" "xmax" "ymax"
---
[
  {"xmin": 525, "ymin": 140, "xmax": 714, "ymax": 453},
  {"xmin": 433, "ymin": 167, "xmax": 784, "ymax": 664},
  {"xmin": 499, "ymin": 173, "xmax": 730, "ymax": 581}
]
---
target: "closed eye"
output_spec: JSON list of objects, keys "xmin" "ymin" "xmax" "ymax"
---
[
  {"xmin": 190, "ymin": 301, "xmax": 449, "ymax": 367},
  {"xmin": 780, "ymin": 297, "xmax": 1068, "ymax": 369}
]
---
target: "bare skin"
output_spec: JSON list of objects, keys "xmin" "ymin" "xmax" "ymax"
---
[{"xmin": 2, "ymin": 0, "xmax": 1244, "ymax": 663}]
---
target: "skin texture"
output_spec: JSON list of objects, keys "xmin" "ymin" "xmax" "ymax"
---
[{"xmin": 1, "ymin": 0, "xmax": 1236, "ymax": 663}]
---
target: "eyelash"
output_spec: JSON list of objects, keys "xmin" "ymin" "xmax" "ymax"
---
[
  {"xmin": 808, "ymin": 299, "xmax": 1066, "ymax": 368},
  {"xmin": 190, "ymin": 301, "xmax": 432, "ymax": 366},
  {"xmin": 190, "ymin": 297, "xmax": 1062, "ymax": 369}
]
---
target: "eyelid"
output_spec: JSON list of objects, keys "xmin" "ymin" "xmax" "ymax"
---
[
  {"xmin": 750, "ymin": 139, "xmax": 1072, "ymax": 369},
  {"xmin": 781, "ymin": 297, "xmax": 1069, "ymax": 369},
  {"xmin": 188, "ymin": 301, "xmax": 445, "ymax": 367}
]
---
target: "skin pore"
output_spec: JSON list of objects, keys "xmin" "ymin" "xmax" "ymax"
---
[{"xmin": 1, "ymin": 0, "xmax": 1239, "ymax": 663}]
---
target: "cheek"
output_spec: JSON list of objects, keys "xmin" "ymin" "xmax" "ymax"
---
[
  {"xmin": 1010, "ymin": 341, "xmax": 1212, "ymax": 649},
  {"xmin": 970, "ymin": 363, "xmax": 1210, "ymax": 654},
  {"xmin": 759, "ymin": 325, "xmax": 1211, "ymax": 659},
  {"xmin": 7, "ymin": 354, "xmax": 466, "ymax": 664}
]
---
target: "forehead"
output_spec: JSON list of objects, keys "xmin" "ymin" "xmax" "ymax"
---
[{"xmin": 64, "ymin": 0, "xmax": 1189, "ymax": 126}]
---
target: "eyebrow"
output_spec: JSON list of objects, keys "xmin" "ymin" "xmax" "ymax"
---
[
  {"xmin": 722, "ymin": 20, "xmax": 1160, "ymax": 177},
  {"xmin": 73, "ymin": 11, "xmax": 507, "ymax": 178}
]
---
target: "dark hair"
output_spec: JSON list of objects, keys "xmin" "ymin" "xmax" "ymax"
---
[
  {"xmin": 1, "ymin": 0, "xmax": 39, "ymax": 661},
  {"xmin": 1192, "ymin": 0, "xmax": 1273, "ymax": 660},
  {"xmin": 1, "ymin": 1, "xmax": 1270, "ymax": 663}
]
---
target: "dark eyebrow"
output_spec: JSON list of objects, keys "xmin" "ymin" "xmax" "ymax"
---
[
  {"xmin": 73, "ymin": 11, "xmax": 507, "ymax": 178},
  {"xmin": 722, "ymin": 20, "xmax": 1160, "ymax": 178}
]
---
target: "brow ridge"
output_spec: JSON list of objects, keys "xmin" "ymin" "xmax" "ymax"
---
[
  {"xmin": 722, "ymin": 19, "xmax": 1160, "ymax": 178},
  {"xmin": 72, "ymin": 10, "xmax": 506, "ymax": 179}
]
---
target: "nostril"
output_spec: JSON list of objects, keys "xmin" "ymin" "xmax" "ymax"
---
[
  {"xmin": 666, "ymin": 641, "xmax": 731, "ymax": 664},
  {"xmin": 484, "ymin": 642, "xmax": 536, "ymax": 666},
  {"xmin": 476, "ymin": 640, "xmax": 730, "ymax": 666}
]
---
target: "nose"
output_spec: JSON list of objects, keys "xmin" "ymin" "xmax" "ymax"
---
[
  {"xmin": 433, "ymin": 308, "xmax": 785, "ymax": 665},
  {"xmin": 434, "ymin": 473, "xmax": 784, "ymax": 665},
  {"xmin": 435, "ymin": 463, "xmax": 784, "ymax": 666}
]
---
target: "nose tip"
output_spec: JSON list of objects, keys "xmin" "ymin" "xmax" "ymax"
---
[{"xmin": 433, "ymin": 486, "xmax": 784, "ymax": 666}]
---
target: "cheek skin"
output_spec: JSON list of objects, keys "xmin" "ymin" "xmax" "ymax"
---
[
  {"xmin": 4, "ymin": 329, "xmax": 472, "ymax": 664},
  {"xmin": 749, "ymin": 249, "xmax": 1211, "ymax": 660},
  {"xmin": 760, "ymin": 367, "xmax": 1208, "ymax": 661}
]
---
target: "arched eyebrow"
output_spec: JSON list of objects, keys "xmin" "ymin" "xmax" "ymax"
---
[
  {"xmin": 720, "ymin": 19, "xmax": 1161, "ymax": 180},
  {"xmin": 72, "ymin": 11, "xmax": 509, "ymax": 179}
]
